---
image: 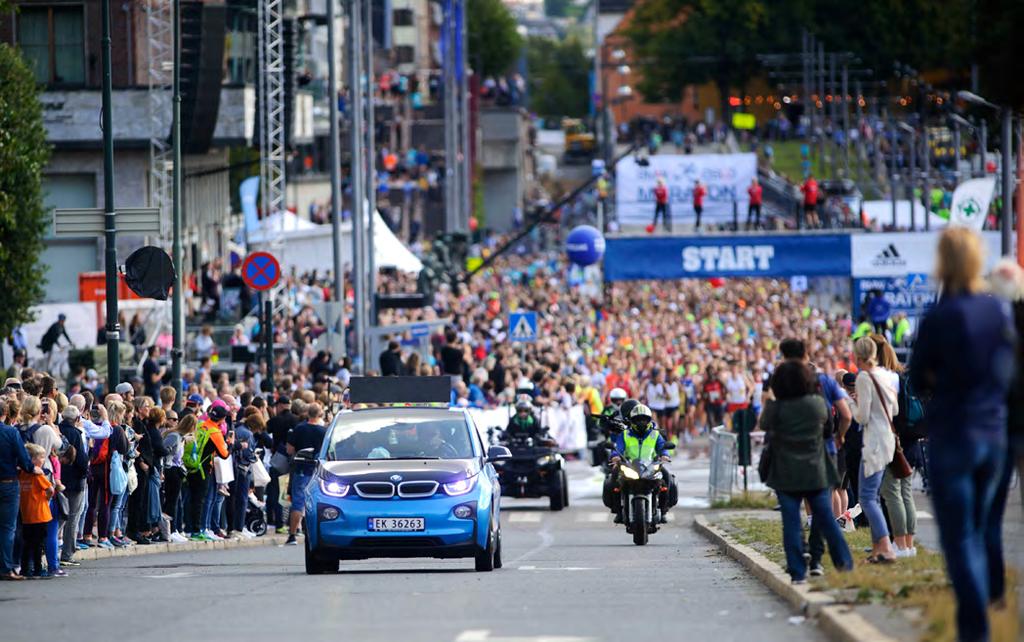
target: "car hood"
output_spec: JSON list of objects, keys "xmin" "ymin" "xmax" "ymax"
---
[{"xmin": 320, "ymin": 458, "xmax": 480, "ymax": 483}]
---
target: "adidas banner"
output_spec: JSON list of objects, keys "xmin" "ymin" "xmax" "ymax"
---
[{"xmin": 850, "ymin": 231, "xmax": 1005, "ymax": 278}]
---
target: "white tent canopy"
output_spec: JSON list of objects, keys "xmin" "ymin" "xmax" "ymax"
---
[{"xmin": 249, "ymin": 210, "xmax": 422, "ymax": 275}]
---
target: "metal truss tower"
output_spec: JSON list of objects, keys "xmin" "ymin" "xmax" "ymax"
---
[
  {"xmin": 258, "ymin": 0, "xmax": 287, "ymax": 226},
  {"xmin": 146, "ymin": 0, "xmax": 173, "ymax": 233}
]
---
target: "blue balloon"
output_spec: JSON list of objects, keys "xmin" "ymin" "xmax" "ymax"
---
[{"xmin": 565, "ymin": 225, "xmax": 605, "ymax": 266}]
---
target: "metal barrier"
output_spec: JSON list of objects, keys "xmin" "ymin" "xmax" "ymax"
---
[{"xmin": 708, "ymin": 425, "xmax": 737, "ymax": 504}]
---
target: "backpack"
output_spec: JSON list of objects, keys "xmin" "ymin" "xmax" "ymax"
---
[
  {"xmin": 17, "ymin": 423, "xmax": 42, "ymax": 446},
  {"xmin": 109, "ymin": 450, "xmax": 128, "ymax": 496},
  {"xmin": 896, "ymin": 373, "xmax": 926, "ymax": 441},
  {"xmin": 90, "ymin": 438, "xmax": 110, "ymax": 466},
  {"xmin": 182, "ymin": 424, "xmax": 214, "ymax": 477}
]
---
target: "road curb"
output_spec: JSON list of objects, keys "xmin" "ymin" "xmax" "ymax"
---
[
  {"xmin": 694, "ymin": 514, "xmax": 897, "ymax": 642},
  {"xmin": 70, "ymin": 534, "xmax": 290, "ymax": 562}
]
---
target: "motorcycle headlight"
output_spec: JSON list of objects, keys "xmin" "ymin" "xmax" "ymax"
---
[
  {"xmin": 443, "ymin": 476, "xmax": 478, "ymax": 496},
  {"xmin": 536, "ymin": 455, "xmax": 553, "ymax": 465},
  {"xmin": 319, "ymin": 477, "xmax": 350, "ymax": 498},
  {"xmin": 620, "ymin": 466, "xmax": 639, "ymax": 480}
]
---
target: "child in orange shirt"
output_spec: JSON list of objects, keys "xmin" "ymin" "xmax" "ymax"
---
[{"xmin": 19, "ymin": 443, "xmax": 53, "ymax": 579}]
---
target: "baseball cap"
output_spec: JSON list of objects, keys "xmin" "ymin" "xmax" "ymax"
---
[
  {"xmin": 207, "ymin": 405, "xmax": 229, "ymax": 421},
  {"xmin": 4, "ymin": 377, "xmax": 22, "ymax": 389},
  {"xmin": 186, "ymin": 394, "xmax": 204, "ymax": 405},
  {"xmin": 115, "ymin": 382, "xmax": 134, "ymax": 395},
  {"xmin": 842, "ymin": 372, "xmax": 857, "ymax": 388}
]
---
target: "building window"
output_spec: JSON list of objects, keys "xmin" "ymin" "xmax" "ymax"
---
[
  {"xmin": 17, "ymin": 5, "xmax": 86, "ymax": 85},
  {"xmin": 395, "ymin": 45, "xmax": 415, "ymax": 65},
  {"xmin": 393, "ymin": 8, "xmax": 413, "ymax": 27}
]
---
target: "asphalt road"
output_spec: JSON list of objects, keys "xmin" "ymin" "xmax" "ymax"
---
[{"xmin": 0, "ymin": 460, "xmax": 823, "ymax": 642}]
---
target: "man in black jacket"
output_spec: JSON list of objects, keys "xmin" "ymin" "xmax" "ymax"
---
[
  {"xmin": 58, "ymin": 406, "xmax": 89, "ymax": 565},
  {"xmin": 379, "ymin": 341, "xmax": 405, "ymax": 376},
  {"xmin": 265, "ymin": 397, "xmax": 301, "ymax": 533}
]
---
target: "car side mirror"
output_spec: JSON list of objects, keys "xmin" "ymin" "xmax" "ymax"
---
[
  {"xmin": 294, "ymin": 447, "xmax": 317, "ymax": 464},
  {"xmin": 486, "ymin": 445, "xmax": 512, "ymax": 462}
]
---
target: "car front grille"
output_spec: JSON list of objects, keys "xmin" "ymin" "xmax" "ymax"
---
[
  {"xmin": 397, "ymin": 481, "xmax": 439, "ymax": 498},
  {"xmin": 350, "ymin": 537, "xmax": 444, "ymax": 548},
  {"xmin": 354, "ymin": 482, "xmax": 395, "ymax": 499}
]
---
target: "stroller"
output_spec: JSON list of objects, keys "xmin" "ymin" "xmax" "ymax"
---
[{"xmin": 245, "ymin": 495, "xmax": 268, "ymax": 537}]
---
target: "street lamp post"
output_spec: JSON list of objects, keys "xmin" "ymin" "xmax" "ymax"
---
[
  {"xmin": 100, "ymin": 0, "xmax": 120, "ymax": 386},
  {"xmin": 922, "ymin": 125, "xmax": 931, "ymax": 232},
  {"xmin": 327, "ymin": 0, "xmax": 344, "ymax": 357},
  {"xmin": 170, "ymin": 0, "xmax": 183, "ymax": 409},
  {"xmin": 898, "ymin": 122, "xmax": 916, "ymax": 230}
]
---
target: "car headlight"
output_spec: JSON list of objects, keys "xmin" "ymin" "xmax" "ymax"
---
[
  {"xmin": 536, "ymin": 455, "xmax": 553, "ymax": 465},
  {"xmin": 320, "ymin": 477, "xmax": 350, "ymax": 498},
  {"xmin": 620, "ymin": 466, "xmax": 639, "ymax": 480},
  {"xmin": 320, "ymin": 506, "xmax": 340, "ymax": 521},
  {"xmin": 443, "ymin": 476, "xmax": 478, "ymax": 496}
]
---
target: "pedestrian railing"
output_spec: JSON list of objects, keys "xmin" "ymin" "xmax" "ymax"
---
[{"xmin": 708, "ymin": 425, "xmax": 737, "ymax": 503}]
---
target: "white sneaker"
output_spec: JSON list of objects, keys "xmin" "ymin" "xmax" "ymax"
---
[
  {"xmin": 896, "ymin": 546, "xmax": 916, "ymax": 558},
  {"xmin": 204, "ymin": 529, "xmax": 223, "ymax": 541},
  {"xmin": 240, "ymin": 528, "xmax": 256, "ymax": 539},
  {"xmin": 169, "ymin": 532, "xmax": 187, "ymax": 544}
]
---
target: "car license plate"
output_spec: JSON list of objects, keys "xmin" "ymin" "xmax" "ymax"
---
[{"xmin": 368, "ymin": 517, "xmax": 425, "ymax": 532}]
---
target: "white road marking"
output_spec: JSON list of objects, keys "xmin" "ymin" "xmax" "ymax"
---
[
  {"xmin": 576, "ymin": 512, "xmax": 612, "ymax": 523},
  {"xmin": 144, "ymin": 572, "xmax": 194, "ymax": 579},
  {"xmin": 455, "ymin": 630, "xmax": 594, "ymax": 642},
  {"xmin": 517, "ymin": 566, "xmax": 598, "ymax": 572},
  {"xmin": 507, "ymin": 527, "xmax": 555, "ymax": 565},
  {"xmin": 508, "ymin": 512, "xmax": 543, "ymax": 523}
]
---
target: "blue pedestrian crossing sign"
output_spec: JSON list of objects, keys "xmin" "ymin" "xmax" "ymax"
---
[{"xmin": 509, "ymin": 311, "xmax": 538, "ymax": 343}]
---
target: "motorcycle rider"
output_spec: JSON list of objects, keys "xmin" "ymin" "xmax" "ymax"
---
[
  {"xmin": 504, "ymin": 398, "xmax": 544, "ymax": 440},
  {"xmin": 594, "ymin": 388, "xmax": 629, "ymax": 467},
  {"xmin": 608, "ymin": 404, "xmax": 676, "ymax": 523}
]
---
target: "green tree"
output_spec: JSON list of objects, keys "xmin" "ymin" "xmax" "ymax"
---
[
  {"xmin": 0, "ymin": 39, "xmax": 50, "ymax": 339},
  {"xmin": 625, "ymin": 0, "xmax": 789, "ymax": 118},
  {"xmin": 526, "ymin": 36, "xmax": 590, "ymax": 118},
  {"xmin": 468, "ymin": 0, "xmax": 523, "ymax": 78}
]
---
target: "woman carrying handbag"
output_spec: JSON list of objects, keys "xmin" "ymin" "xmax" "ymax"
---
[{"xmin": 851, "ymin": 337, "xmax": 899, "ymax": 564}]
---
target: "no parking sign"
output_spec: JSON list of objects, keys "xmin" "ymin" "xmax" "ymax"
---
[{"xmin": 241, "ymin": 251, "xmax": 281, "ymax": 291}]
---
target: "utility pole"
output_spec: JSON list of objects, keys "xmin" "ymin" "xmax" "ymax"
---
[
  {"xmin": 101, "ymin": 0, "xmax": 120, "ymax": 386},
  {"xmin": 442, "ymin": 0, "xmax": 458, "ymax": 232},
  {"xmin": 801, "ymin": 31, "xmax": 810, "ymax": 143},
  {"xmin": 922, "ymin": 125, "xmax": 931, "ymax": 232},
  {"xmin": 817, "ymin": 42, "xmax": 826, "ymax": 177},
  {"xmin": 347, "ymin": 0, "xmax": 366, "ymax": 370},
  {"xmin": 169, "ymin": 0, "xmax": 183, "ymax": 408},
  {"xmin": 458, "ymin": 0, "xmax": 472, "ymax": 230},
  {"xmin": 327, "ymin": 0, "xmax": 344, "ymax": 356},
  {"xmin": 364, "ymin": 0, "xmax": 376, "ymax": 355},
  {"xmin": 1001, "ymin": 108, "xmax": 1012, "ymax": 256},
  {"xmin": 829, "ymin": 53, "xmax": 837, "ymax": 178},
  {"xmin": 890, "ymin": 119, "xmax": 898, "ymax": 228},
  {"xmin": 841, "ymin": 62, "xmax": 850, "ymax": 175}
]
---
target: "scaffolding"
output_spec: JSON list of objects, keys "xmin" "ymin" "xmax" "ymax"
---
[
  {"xmin": 146, "ymin": 0, "xmax": 173, "ymax": 235},
  {"xmin": 258, "ymin": 0, "xmax": 286, "ymax": 232}
]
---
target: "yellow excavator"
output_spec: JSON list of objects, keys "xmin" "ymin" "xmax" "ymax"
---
[{"xmin": 563, "ymin": 118, "xmax": 596, "ymax": 163}]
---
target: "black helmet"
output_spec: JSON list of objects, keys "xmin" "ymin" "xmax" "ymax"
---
[
  {"xmin": 619, "ymin": 398, "xmax": 640, "ymax": 419},
  {"xmin": 628, "ymin": 403, "xmax": 653, "ymax": 430}
]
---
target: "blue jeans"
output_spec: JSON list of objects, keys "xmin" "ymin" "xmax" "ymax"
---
[
  {"xmin": 0, "ymin": 482, "xmax": 19, "ymax": 574},
  {"xmin": 201, "ymin": 474, "xmax": 226, "ymax": 532},
  {"xmin": 929, "ymin": 435, "xmax": 1006, "ymax": 642},
  {"xmin": 45, "ymin": 499, "xmax": 59, "ymax": 572},
  {"xmin": 109, "ymin": 492, "xmax": 128, "ymax": 533},
  {"xmin": 778, "ymin": 488, "xmax": 853, "ymax": 581},
  {"xmin": 858, "ymin": 465, "xmax": 889, "ymax": 543}
]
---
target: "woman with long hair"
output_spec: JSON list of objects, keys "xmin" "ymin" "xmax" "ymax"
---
[
  {"xmin": 910, "ymin": 228, "xmax": 1016, "ymax": 640},
  {"xmin": 761, "ymin": 360, "xmax": 853, "ymax": 583}
]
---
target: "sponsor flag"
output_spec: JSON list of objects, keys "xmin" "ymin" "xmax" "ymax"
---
[{"xmin": 949, "ymin": 177, "xmax": 996, "ymax": 230}]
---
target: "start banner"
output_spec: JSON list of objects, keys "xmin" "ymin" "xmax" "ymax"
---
[
  {"xmin": 614, "ymin": 153, "xmax": 757, "ymax": 226},
  {"xmin": 850, "ymin": 231, "xmax": 1004, "ymax": 278},
  {"xmin": 604, "ymin": 234, "xmax": 851, "ymax": 281}
]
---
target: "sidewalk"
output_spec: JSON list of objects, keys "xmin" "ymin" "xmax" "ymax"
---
[{"xmin": 70, "ymin": 533, "xmax": 289, "ymax": 562}]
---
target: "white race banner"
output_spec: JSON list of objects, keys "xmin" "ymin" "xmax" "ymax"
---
[
  {"xmin": 949, "ymin": 177, "xmax": 996, "ymax": 230},
  {"xmin": 615, "ymin": 153, "xmax": 757, "ymax": 226},
  {"xmin": 851, "ymin": 231, "xmax": 1004, "ymax": 277}
]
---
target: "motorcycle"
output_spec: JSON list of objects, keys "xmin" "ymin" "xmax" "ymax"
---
[{"xmin": 616, "ymin": 457, "xmax": 670, "ymax": 546}]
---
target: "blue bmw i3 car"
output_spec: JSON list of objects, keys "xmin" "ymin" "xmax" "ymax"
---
[{"xmin": 299, "ymin": 405, "xmax": 512, "ymax": 574}]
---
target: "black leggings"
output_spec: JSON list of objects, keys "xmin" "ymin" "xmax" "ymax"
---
[
  {"xmin": 163, "ymin": 468, "xmax": 184, "ymax": 531},
  {"xmin": 185, "ymin": 471, "xmax": 208, "ymax": 534},
  {"xmin": 20, "ymin": 522, "xmax": 46, "ymax": 576}
]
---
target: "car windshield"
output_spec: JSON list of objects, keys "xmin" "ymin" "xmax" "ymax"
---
[{"xmin": 326, "ymin": 414, "xmax": 475, "ymax": 461}]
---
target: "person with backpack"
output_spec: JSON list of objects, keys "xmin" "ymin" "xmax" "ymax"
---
[
  {"xmin": 83, "ymin": 400, "xmax": 128, "ymax": 549},
  {"xmin": 871, "ymin": 333, "xmax": 919, "ymax": 558},
  {"xmin": 183, "ymin": 404, "xmax": 230, "ymax": 541},
  {"xmin": 57, "ymin": 406, "xmax": 89, "ymax": 566}
]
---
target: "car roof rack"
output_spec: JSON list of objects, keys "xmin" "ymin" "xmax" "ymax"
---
[{"xmin": 348, "ymin": 376, "xmax": 452, "ymax": 404}]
